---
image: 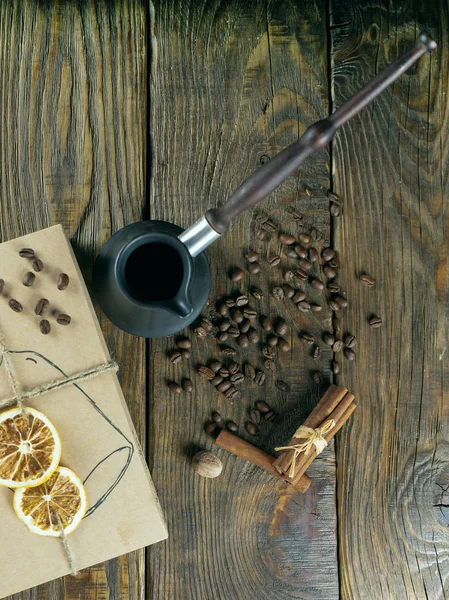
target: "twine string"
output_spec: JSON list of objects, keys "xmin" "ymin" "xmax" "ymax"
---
[
  {"xmin": 275, "ymin": 419, "xmax": 336, "ymax": 479},
  {"xmin": 55, "ymin": 513, "xmax": 78, "ymax": 576}
]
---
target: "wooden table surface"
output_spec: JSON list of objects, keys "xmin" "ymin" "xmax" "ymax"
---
[{"xmin": 1, "ymin": 1, "xmax": 448, "ymax": 599}]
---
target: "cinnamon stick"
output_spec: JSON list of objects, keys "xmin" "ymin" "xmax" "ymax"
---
[
  {"xmin": 215, "ymin": 430, "xmax": 312, "ymax": 493},
  {"xmin": 273, "ymin": 384, "xmax": 348, "ymax": 475}
]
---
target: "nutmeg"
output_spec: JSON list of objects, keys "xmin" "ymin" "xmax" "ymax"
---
[{"xmin": 192, "ymin": 451, "xmax": 223, "ymax": 479}]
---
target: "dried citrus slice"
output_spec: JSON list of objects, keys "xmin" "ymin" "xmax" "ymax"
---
[
  {"xmin": 14, "ymin": 466, "xmax": 87, "ymax": 536},
  {"xmin": 0, "ymin": 406, "xmax": 61, "ymax": 488}
]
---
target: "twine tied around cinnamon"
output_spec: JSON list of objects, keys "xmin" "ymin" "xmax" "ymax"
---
[
  {"xmin": 275, "ymin": 418, "xmax": 336, "ymax": 479},
  {"xmin": 0, "ymin": 339, "xmax": 118, "ymax": 575}
]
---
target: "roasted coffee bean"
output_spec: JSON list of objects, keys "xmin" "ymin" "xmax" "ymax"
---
[
  {"xmin": 246, "ymin": 250, "xmax": 260, "ymax": 263},
  {"xmin": 328, "ymin": 257, "xmax": 340, "ymax": 269},
  {"xmin": 335, "ymin": 296, "xmax": 348, "ymax": 309},
  {"xmin": 312, "ymin": 345, "xmax": 321, "ymax": 359},
  {"xmin": 311, "ymin": 229, "xmax": 321, "ymax": 242},
  {"xmin": 247, "ymin": 328, "xmax": 260, "ymax": 344},
  {"xmin": 256, "ymin": 226, "xmax": 268, "ymax": 240},
  {"xmin": 212, "ymin": 411, "xmax": 222, "ymax": 424},
  {"xmin": 39, "ymin": 319, "xmax": 51, "ymax": 335},
  {"xmin": 297, "ymin": 301, "xmax": 311, "ymax": 312},
  {"xmin": 230, "ymin": 308, "xmax": 244, "ymax": 323},
  {"xmin": 327, "ymin": 282, "xmax": 340, "ymax": 293},
  {"xmin": 278, "ymin": 338, "xmax": 291, "ymax": 352},
  {"xmin": 328, "ymin": 300, "xmax": 340, "ymax": 311},
  {"xmin": 240, "ymin": 318, "xmax": 251, "ymax": 333},
  {"xmin": 282, "ymin": 285, "xmax": 295, "ymax": 299},
  {"xmin": 308, "ymin": 248, "xmax": 319, "ymax": 262},
  {"xmin": 283, "ymin": 270, "xmax": 294, "ymax": 282},
  {"xmin": 298, "ymin": 258, "xmax": 312, "ymax": 271},
  {"xmin": 230, "ymin": 267, "xmax": 244, "ymax": 282},
  {"xmin": 344, "ymin": 347, "xmax": 356, "ymax": 361},
  {"xmin": 276, "ymin": 379, "xmax": 289, "ymax": 392},
  {"xmin": 176, "ymin": 336, "xmax": 192, "ymax": 349},
  {"xmin": 268, "ymin": 254, "xmax": 281, "ymax": 267},
  {"xmin": 299, "ymin": 233, "xmax": 311, "ymax": 246},
  {"xmin": 228, "ymin": 327, "xmax": 240, "ymax": 338},
  {"xmin": 217, "ymin": 303, "xmax": 229, "ymax": 317},
  {"xmin": 183, "ymin": 379, "xmax": 193, "ymax": 393},
  {"xmin": 344, "ymin": 334, "xmax": 357, "ymax": 348},
  {"xmin": 323, "ymin": 266, "xmax": 336, "ymax": 279},
  {"xmin": 327, "ymin": 191, "xmax": 341, "ymax": 204},
  {"xmin": 256, "ymin": 400, "xmax": 270, "ymax": 413},
  {"xmin": 221, "ymin": 346, "xmax": 237, "ymax": 356},
  {"xmin": 237, "ymin": 333, "xmax": 249, "ymax": 348},
  {"xmin": 200, "ymin": 318, "xmax": 213, "ymax": 331},
  {"xmin": 244, "ymin": 364, "xmax": 256, "ymax": 380},
  {"xmin": 219, "ymin": 367, "xmax": 230, "ymax": 378},
  {"xmin": 330, "ymin": 203, "xmax": 341, "ymax": 217},
  {"xmin": 168, "ymin": 382, "xmax": 182, "ymax": 394},
  {"xmin": 230, "ymin": 373, "xmax": 244, "ymax": 385},
  {"xmin": 266, "ymin": 334, "xmax": 278, "ymax": 347},
  {"xmin": 181, "ymin": 350, "xmax": 191, "ymax": 359},
  {"xmin": 294, "ymin": 245, "xmax": 308, "ymax": 259},
  {"xmin": 170, "ymin": 351, "xmax": 183, "ymax": 364},
  {"xmin": 333, "ymin": 340, "xmax": 342, "ymax": 353},
  {"xmin": 292, "ymin": 291, "xmax": 306, "ymax": 303},
  {"xmin": 246, "ymin": 422, "xmax": 257, "ymax": 436},
  {"xmin": 271, "ymin": 286, "xmax": 284, "ymax": 300},
  {"xmin": 279, "ymin": 233, "xmax": 296, "ymax": 246},
  {"xmin": 226, "ymin": 421, "xmax": 238, "ymax": 433},
  {"xmin": 208, "ymin": 309, "xmax": 222, "ymax": 322},
  {"xmin": 264, "ymin": 359, "xmax": 275, "ymax": 371},
  {"xmin": 225, "ymin": 386, "xmax": 240, "ymax": 400},
  {"xmin": 226, "ymin": 298, "xmax": 236, "ymax": 307},
  {"xmin": 19, "ymin": 248, "xmax": 35, "ymax": 258},
  {"xmin": 254, "ymin": 371, "xmax": 266, "ymax": 385},
  {"xmin": 35, "ymin": 298, "xmax": 49, "ymax": 316},
  {"xmin": 205, "ymin": 422, "xmax": 217, "ymax": 435},
  {"xmin": 236, "ymin": 295, "xmax": 249, "ymax": 307},
  {"xmin": 251, "ymin": 287, "xmax": 264, "ymax": 300},
  {"xmin": 323, "ymin": 332, "xmax": 335, "ymax": 346},
  {"xmin": 228, "ymin": 362, "xmax": 239, "ymax": 375},
  {"xmin": 198, "ymin": 366, "xmax": 215, "ymax": 380},
  {"xmin": 313, "ymin": 371, "xmax": 324, "ymax": 385},
  {"xmin": 299, "ymin": 331, "xmax": 315, "ymax": 344},
  {"xmin": 283, "ymin": 246, "xmax": 298, "ymax": 259},
  {"xmin": 211, "ymin": 375, "xmax": 224, "ymax": 387},
  {"xmin": 32, "ymin": 258, "xmax": 44, "ymax": 272},
  {"xmin": 322, "ymin": 248, "xmax": 335, "ymax": 261},
  {"xmin": 264, "ymin": 410, "xmax": 277, "ymax": 422},
  {"xmin": 220, "ymin": 320, "xmax": 231, "ymax": 332},
  {"xmin": 360, "ymin": 273, "xmax": 376, "ymax": 287},
  {"xmin": 287, "ymin": 207, "xmax": 303, "ymax": 221},
  {"xmin": 250, "ymin": 409, "xmax": 261, "ymax": 424},
  {"xmin": 23, "ymin": 271, "xmax": 35, "ymax": 287},
  {"xmin": 57, "ymin": 273, "xmax": 69, "ymax": 290},
  {"xmin": 243, "ymin": 308, "xmax": 257, "ymax": 320},
  {"xmin": 294, "ymin": 268, "xmax": 308, "ymax": 281},
  {"xmin": 275, "ymin": 319, "xmax": 288, "ymax": 336},
  {"xmin": 311, "ymin": 278, "xmax": 325, "ymax": 292},
  {"xmin": 217, "ymin": 381, "xmax": 232, "ymax": 393},
  {"xmin": 369, "ymin": 316, "xmax": 382, "ymax": 328},
  {"xmin": 260, "ymin": 217, "xmax": 277, "ymax": 232},
  {"xmin": 217, "ymin": 332, "xmax": 229, "ymax": 342},
  {"xmin": 311, "ymin": 304, "xmax": 323, "ymax": 312},
  {"xmin": 0, "ymin": 279, "xmax": 4, "ymax": 294},
  {"xmin": 194, "ymin": 326, "xmax": 207, "ymax": 337},
  {"xmin": 263, "ymin": 346, "xmax": 276, "ymax": 360},
  {"xmin": 261, "ymin": 316, "xmax": 273, "ymax": 331},
  {"xmin": 9, "ymin": 299, "xmax": 22, "ymax": 312},
  {"xmin": 332, "ymin": 360, "xmax": 340, "ymax": 374},
  {"xmin": 210, "ymin": 361, "xmax": 222, "ymax": 373}
]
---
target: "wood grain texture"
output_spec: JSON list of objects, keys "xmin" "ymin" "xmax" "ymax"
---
[
  {"xmin": 330, "ymin": 1, "xmax": 449, "ymax": 598},
  {"xmin": 0, "ymin": 1, "xmax": 147, "ymax": 599},
  {"xmin": 148, "ymin": 1, "xmax": 339, "ymax": 598}
]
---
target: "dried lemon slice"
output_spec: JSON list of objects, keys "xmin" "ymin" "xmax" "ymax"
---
[
  {"xmin": 0, "ymin": 406, "xmax": 61, "ymax": 488},
  {"xmin": 14, "ymin": 466, "xmax": 87, "ymax": 536}
]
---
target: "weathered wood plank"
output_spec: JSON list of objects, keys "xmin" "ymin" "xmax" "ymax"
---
[
  {"xmin": 0, "ymin": 1, "xmax": 147, "ymax": 599},
  {"xmin": 330, "ymin": 2, "xmax": 449, "ymax": 598},
  {"xmin": 148, "ymin": 1, "xmax": 339, "ymax": 598}
]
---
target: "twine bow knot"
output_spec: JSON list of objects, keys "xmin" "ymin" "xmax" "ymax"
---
[{"xmin": 275, "ymin": 418, "xmax": 335, "ymax": 479}]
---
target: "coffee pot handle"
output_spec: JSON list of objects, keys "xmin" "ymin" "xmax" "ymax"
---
[{"xmin": 180, "ymin": 32, "xmax": 436, "ymax": 256}]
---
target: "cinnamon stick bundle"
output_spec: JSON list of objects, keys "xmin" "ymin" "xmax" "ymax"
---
[{"xmin": 273, "ymin": 384, "xmax": 356, "ymax": 485}]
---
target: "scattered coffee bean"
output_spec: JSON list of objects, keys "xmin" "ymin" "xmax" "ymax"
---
[
  {"xmin": 333, "ymin": 340, "xmax": 342, "ymax": 353},
  {"xmin": 268, "ymin": 254, "xmax": 281, "ymax": 267},
  {"xmin": 176, "ymin": 336, "xmax": 192, "ymax": 349},
  {"xmin": 198, "ymin": 366, "xmax": 215, "ymax": 380},
  {"xmin": 332, "ymin": 360, "xmax": 340, "ymax": 374},
  {"xmin": 254, "ymin": 371, "xmax": 266, "ymax": 385},
  {"xmin": 323, "ymin": 266, "xmax": 336, "ymax": 279},
  {"xmin": 292, "ymin": 291, "xmax": 306, "ymax": 303},
  {"xmin": 217, "ymin": 380, "xmax": 232, "ymax": 393},
  {"xmin": 228, "ymin": 327, "xmax": 240, "ymax": 338},
  {"xmin": 209, "ymin": 310, "xmax": 222, "ymax": 322},
  {"xmin": 329, "ymin": 257, "xmax": 340, "ymax": 269},
  {"xmin": 344, "ymin": 348, "xmax": 356, "ymax": 361},
  {"xmin": 311, "ymin": 304, "xmax": 323, "ymax": 312},
  {"xmin": 282, "ymin": 285, "xmax": 295, "ymax": 299},
  {"xmin": 226, "ymin": 298, "xmax": 236, "ymax": 307},
  {"xmin": 9, "ymin": 299, "xmax": 22, "ymax": 312},
  {"xmin": 211, "ymin": 375, "xmax": 224, "ymax": 386},
  {"xmin": 244, "ymin": 364, "xmax": 256, "ymax": 380},
  {"xmin": 279, "ymin": 233, "xmax": 296, "ymax": 246},
  {"xmin": 274, "ymin": 319, "xmax": 288, "ymax": 336},
  {"xmin": 297, "ymin": 301, "xmax": 311, "ymax": 312},
  {"xmin": 298, "ymin": 258, "xmax": 313, "ymax": 271},
  {"xmin": 35, "ymin": 298, "xmax": 49, "ymax": 316},
  {"xmin": 246, "ymin": 250, "xmax": 260, "ymax": 263},
  {"xmin": 267, "ymin": 334, "xmax": 278, "ymax": 347},
  {"xmin": 264, "ymin": 410, "xmax": 277, "ymax": 422},
  {"xmin": 217, "ymin": 332, "xmax": 229, "ymax": 342},
  {"xmin": 217, "ymin": 303, "xmax": 229, "ymax": 317},
  {"xmin": 226, "ymin": 421, "xmax": 238, "ymax": 433},
  {"xmin": 294, "ymin": 268, "xmax": 308, "ymax": 281},
  {"xmin": 250, "ymin": 409, "xmax": 261, "ymax": 424},
  {"xmin": 168, "ymin": 382, "xmax": 182, "ymax": 393},
  {"xmin": 313, "ymin": 371, "xmax": 324, "ymax": 385},
  {"xmin": 276, "ymin": 379, "xmax": 289, "ymax": 392},
  {"xmin": 256, "ymin": 228, "xmax": 267, "ymax": 241},
  {"xmin": 230, "ymin": 267, "xmax": 244, "ymax": 282},
  {"xmin": 221, "ymin": 346, "xmax": 237, "ymax": 356},
  {"xmin": 261, "ymin": 316, "xmax": 273, "ymax": 331},
  {"xmin": 283, "ymin": 270, "xmax": 294, "ymax": 282},
  {"xmin": 369, "ymin": 316, "xmax": 382, "ymax": 328},
  {"xmin": 230, "ymin": 308, "xmax": 243, "ymax": 323},
  {"xmin": 200, "ymin": 318, "xmax": 213, "ymax": 332},
  {"xmin": 264, "ymin": 359, "xmax": 275, "ymax": 371},
  {"xmin": 278, "ymin": 338, "xmax": 290, "ymax": 352},
  {"xmin": 194, "ymin": 326, "xmax": 207, "ymax": 337},
  {"xmin": 311, "ymin": 278, "xmax": 325, "ymax": 292},
  {"xmin": 263, "ymin": 346, "xmax": 276, "ymax": 360},
  {"xmin": 299, "ymin": 331, "xmax": 315, "ymax": 344},
  {"xmin": 57, "ymin": 273, "xmax": 69, "ymax": 290},
  {"xmin": 19, "ymin": 248, "xmax": 35, "ymax": 258},
  {"xmin": 236, "ymin": 295, "xmax": 249, "ymax": 307},
  {"xmin": 327, "ymin": 191, "xmax": 341, "ymax": 203},
  {"xmin": 323, "ymin": 332, "xmax": 335, "ymax": 346},
  {"xmin": 260, "ymin": 217, "xmax": 277, "ymax": 232},
  {"xmin": 329, "ymin": 300, "xmax": 340, "ymax": 311},
  {"xmin": 312, "ymin": 345, "xmax": 321, "ymax": 359},
  {"xmin": 230, "ymin": 373, "xmax": 244, "ymax": 385},
  {"xmin": 181, "ymin": 349, "xmax": 190, "ymax": 359},
  {"xmin": 32, "ymin": 258, "xmax": 44, "ymax": 272},
  {"xmin": 251, "ymin": 287, "xmax": 264, "ymax": 300},
  {"xmin": 39, "ymin": 319, "xmax": 51, "ymax": 335},
  {"xmin": 212, "ymin": 411, "xmax": 222, "ymax": 424},
  {"xmin": 240, "ymin": 318, "xmax": 251, "ymax": 333},
  {"xmin": 0, "ymin": 279, "xmax": 4, "ymax": 294},
  {"xmin": 287, "ymin": 207, "xmax": 303, "ymax": 221},
  {"xmin": 205, "ymin": 422, "xmax": 217, "ymax": 435},
  {"xmin": 225, "ymin": 386, "xmax": 240, "ymax": 400},
  {"xmin": 170, "ymin": 351, "xmax": 183, "ymax": 364},
  {"xmin": 294, "ymin": 245, "xmax": 308, "ymax": 258},
  {"xmin": 246, "ymin": 422, "xmax": 257, "ymax": 436},
  {"xmin": 255, "ymin": 400, "xmax": 270, "ymax": 413},
  {"xmin": 344, "ymin": 334, "xmax": 357, "ymax": 348},
  {"xmin": 272, "ymin": 286, "xmax": 284, "ymax": 300},
  {"xmin": 322, "ymin": 248, "xmax": 335, "ymax": 261},
  {"xmin": 183, "ymin": 379, "xmax": 193, "ymax": 393},
  {"xmin": 219, "ymin": 320, "xmax": 231, "ymax": 332},
  {"xmin": 228, "ymin": 362, "xmax": 239, "ymax": 375},
  {"xmin": 308, "ymin": 248, "xmax": 319, "ymax": 262},
  {"xmin": 219, "ymin": 367, "xmax": 230, "ymax": 378},
  {"xmin": 299, "ymin": 233, "xmax": 311, "ymax": 246},
  {"xmin": 247, "ymin": 328, "xmax": 259, "ymax": 344},
  {"xmin": 237, "ymin": 333, "xmax": 249, "ymax": 347},
  {"xmin": 360, "ymin": 273, "xmax": 376, "ymax": 287},
  {"xmin": 330, "ymin": 203, "xmax": 340, "ymax": 217},
  {"xmin": 243, "ymin": 308, "xmax": 257, "ymax": 320},
  {"xmin": 283, "ymin": 246, "xmax": 298, "ymax": 259},
  {"xmin": 327, "ymin": 282, "xmax": 340, "ymax": 293},
  {"xmin": 22, "ymin": 271, "xmax": 35, "ymax": 287}
]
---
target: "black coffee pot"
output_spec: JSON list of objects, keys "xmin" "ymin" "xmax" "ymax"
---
[{"xmin": 93, "ymin": 33, "xmax": 436, "ymax": 338}]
